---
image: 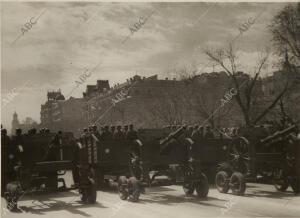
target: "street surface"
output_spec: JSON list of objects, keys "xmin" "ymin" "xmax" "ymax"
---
[{"xmin": 2, "ymin": 173, "xmax": 300, "ymax": 218}]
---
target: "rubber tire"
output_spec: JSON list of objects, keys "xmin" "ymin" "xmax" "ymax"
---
[
  {"xmin": 215, "ymin": 171, "xmax": 230, "ymax": 193},
  {"xmin": 118, "ymin": 176, "xmax": 128, "ymax": 200},
  {"xmin": 183, "ymin": 182, "xmax": 195, "ymax": 196},
  {"xmin": 273, "ymin": 179, "xmax": 289, "ymax": 192},
  {"xmin": 230, "ymin": 172, "xmax": 246, "ymax": 196},
  {"xmin": 128, "ymin": 177, "xmax": 140, "ymax": 202},
  {"xmin": 195, "ymin": 173, "xmax": 209, "ymax": 198}
]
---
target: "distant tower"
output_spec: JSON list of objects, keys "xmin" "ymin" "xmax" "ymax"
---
[{"xmin": 11, "ymin": 111, "xmax": 20, "ymax": 135}]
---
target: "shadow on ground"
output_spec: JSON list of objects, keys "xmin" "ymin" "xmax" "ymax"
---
[{"xmin": 19, "ymin": 200, "xmax": 107, "ymax": 217}]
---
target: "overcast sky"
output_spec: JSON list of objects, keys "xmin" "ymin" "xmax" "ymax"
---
[{"xmin": 1, "ymin": 2, "xmax": 289, "ymax": 131}]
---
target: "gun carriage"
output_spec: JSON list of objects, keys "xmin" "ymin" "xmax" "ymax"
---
[
  {"xmin": 215, "ymin": 125, "xmax": 300, "ymax": 195},
  {"xmin": 4, "ymin": 132, "xmax": 97, "ymax": 211},
  {"xmin": 93, "ymin": 127, "xmax": 209, "ymax": 202}
]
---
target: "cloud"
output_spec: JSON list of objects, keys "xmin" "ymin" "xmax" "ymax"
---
[{"xmin": 1, "ymin": 2, "xmax": 290, "ymax": 130}]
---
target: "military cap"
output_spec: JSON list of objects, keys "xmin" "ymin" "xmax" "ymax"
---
[
  {"xmin": 104, "ymin": 125, "xmax": 109, "ymax": 130},
  {"xmin": 111, "ymin": 126, "xmax": 115, "ymax": 130},
  {"xmin": 117, "ymin": 125, "xmax": 122, "ymax": 130}
]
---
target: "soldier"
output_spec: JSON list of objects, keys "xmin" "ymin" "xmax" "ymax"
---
[
  {"xmin": 204, "ymin": 126, "xmax": 214, "ymax": 139},
  {"xmin": 186, "ymin": 126, "xmax": 194, "ymax": 138},
  {"xmin": 123, "ymin": 125, "xmax": 129, "ymax": 136},
  {"xmin": 11, "ymin": 129, "xmax": 24, "ymax": 160},
  {"xmin": 92, "ymin": 125, "xmax": 101, "ymax": 141},
  {"xmin": 100, "ymin": 126, "xmax": 105, "ymax": 136},
  {"xmin": 110, "ymin": 126, "xmax": 116, "ymax": 136},
  {"xmin": 32, "ymin": 128, "xmax": 37, "ymax": 135},
  {"xmin": 114, "ymin": 125, "xmax": 123, "ymax": 140},
  {"xmin": 101, "ymin": 125, "xmax": 113, "ymax": 140},
  {"xmin": 44, "ymin": 131, "xmax": 62, "ymax": 161},
  {"xmin": 8, "ymin": 129, "xmax": 23, "ymax": 183},
  {"xmin": 126, "ymin": 124, "xmax": 138, "ymax": 140}
]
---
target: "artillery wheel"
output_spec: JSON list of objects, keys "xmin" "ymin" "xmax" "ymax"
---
[
  {"xmin": 273, "ymin": 168, "xmax": 289, "ymax": 192},
  {"xmin": 215, "ymin": 171, "xmax": 230, "ymax": 193},
  {"xmin": 230, "ymin": 172, "xmax": 246, "ymax": 195},
  {"xmin": 229, "ymin": 137, "xmax": 250, "ymax": 174},
  {"xmin": 118, "ymin": 176, "xmax": 128, "ymax": 200},
  {"xmin": 183, "ymin": 182, "xmax": 195, "ymax": 196},
  {"xmin": 273, "ymin": 179, "xmax": 289, "ymax": 192},
  {"xmin": 128, "ymin": 177, "xmax": 140, "ymax": 202},
  {"xmin": 195, "ymin": 173, "xmax": 209, "ymax": 198}
]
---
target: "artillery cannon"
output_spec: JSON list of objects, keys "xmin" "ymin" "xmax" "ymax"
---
[
  {"xmin": 215, "ymin": 125, "xmax": 299, "ymax": 195},
  {"xmin": 3, "ymin": 132, "xmax": 97, "ymax": 211},
  {"xmin": 159, "ymin": 127, "xmax": 209, "ymax": 198},
  {"xmin": 92, "ymin": 127, "xmax": 209, "ymax": 202}
]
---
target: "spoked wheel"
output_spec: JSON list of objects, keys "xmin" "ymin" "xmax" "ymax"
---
[
  {"xmin": 183, "ymin": 182, "xmax": 195, "ymax": 196},
  {"xmin": 128, "ymin": 177, "xmax": 140, "ymax": 202},
  {"xmin": 118, "ymin": 176, "xmax": 128, "ymax": 200},
  {"xmin": 230, "ymin": 172, "xmax": 246, "ymax": 195},
  {"xmin": 272, "ymin": 168, "xmax": 289, "ymax": 192},
  {"xmin": 215, "ymin": 171, "xmax": 230, "ymax": 193},
  {"xmin": 195, "ymin": 173, "xmax": 209, "ymax": 198},
  {"xmin": 229, "ymin": 137, "xmax": 250, "ymax": 174}
]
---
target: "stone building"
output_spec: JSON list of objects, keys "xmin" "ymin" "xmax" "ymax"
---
[
  {"xmin": 40, "ymin": 90, "xmax": 87, "ymax": 136},
  {"xmin": 11, "ymin": 111, "xmax": 38, "ymax": 135}
]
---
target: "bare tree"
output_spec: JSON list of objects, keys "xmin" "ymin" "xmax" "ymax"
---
[
  {"xmin": 270, "ymin": 3, "xmax": 300, "ymax": 68},
  {"xmin": 204, "ymin": 43, "xmax": 288, "ymax": 127},
  {"xmin": 269, "ymin": 3, "xmax": 300, "ymax": 124}
]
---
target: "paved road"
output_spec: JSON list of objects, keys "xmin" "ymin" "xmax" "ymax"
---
[{"xmin": 2, "ymin": 180, "xmax": 300, "ymax": 218}]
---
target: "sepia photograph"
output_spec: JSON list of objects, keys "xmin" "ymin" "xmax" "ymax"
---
[{"xmin": 1, "ymin": 1, "xmax": 300, "ymax": 217}]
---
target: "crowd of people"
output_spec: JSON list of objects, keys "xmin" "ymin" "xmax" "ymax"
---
[{"xmin": 79, "ymin": 124, "xmax": 138, "ymax": 141}]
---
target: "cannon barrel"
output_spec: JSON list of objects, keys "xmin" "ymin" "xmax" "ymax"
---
[
  {"xmin": 159, "ymin": 126, "xmax": 185, "ymax": 155},
  {"xmin": 260, "ymin": 125, "xmax": 296, "ymax": 145}
]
